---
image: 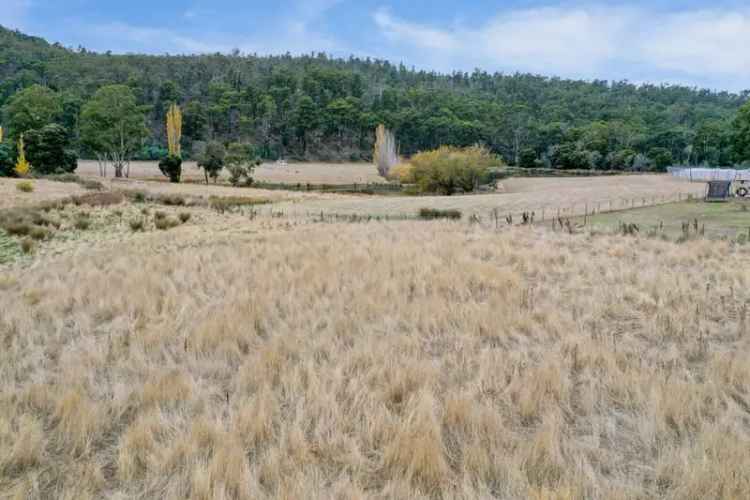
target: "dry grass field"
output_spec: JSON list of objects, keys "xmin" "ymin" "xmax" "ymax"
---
[
  {"xmin": 275, "ymin": 175, "xmax": 706, "ymax": 218},
  {"xmin": 1, "ymin": 175, "xmax": 749, "ymax": 499},
  {"xmin": 0, "ymin": 179, "xmax": 87, "ymax": 209},
  {"xmin": 76, "ymin": 160, "xmax": 387, "ymax": 185}
]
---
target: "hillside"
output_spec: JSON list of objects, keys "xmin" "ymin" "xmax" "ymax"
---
[{"xmin": 1, "ymin": 25, "xmax": 748, "ymax": 166}]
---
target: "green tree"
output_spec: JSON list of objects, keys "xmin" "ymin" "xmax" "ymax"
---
[
  {"xmin": 197, "ymin": 141, "xmax": 226, "ymax": 184},
  {"xmin": 518, "ymin": 147, "xmax": 537, "ymax": 168},
  {"xmin": 733, "ymin": 101, "xmax": 750, "ymax": 162},
  {"xmin": 409, "ymin": 146, "xmax": 499, "ymax": 195},
  {"xmin": 24, "ymin": 124, "xmax": 78, "ymax": 174},
  {"xmin": 80, "ymin": 85, "xmax": 147, "ymax": 177},
  {"xmin": 0, "ymin": 142, "xmax": 14, "ymax": 176},
  {"xmin": 648, "ymin": 147, "xmax": 674, "ymax": 171},
  {"xmin": 225, "ymin": 143, "xmax": 261, "ymax": 186},
  {"xmin": 2, "ymin": 84, "xmax": 62, "ymax": 138},
  {"xmin": 293, "ymin": 95, "xmax": 318, "ymax": 153}
]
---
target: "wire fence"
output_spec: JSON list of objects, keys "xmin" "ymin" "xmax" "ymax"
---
[{"xmin": 478, "ymin": 191, "xmax": 702, "ymax": 227}]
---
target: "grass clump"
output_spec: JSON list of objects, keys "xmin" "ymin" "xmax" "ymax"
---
[
  {"xmin": 129, "ymin": 219, "xmax": 145, "ymax": 232},
  {"xmin": 158, "ymin": 194, "xmax": 186, "ymax": 206},
  {"xmin": 179, "ymin": 212, "xmax": 191, "ymax": 224},
  {"xmin": 29, "ymin": 226, "xmax": 50, "ymax": 241},
  {"xmin": 73, "ymin": 192, "xmax": 124, "ymax": 207},
  {"xmin": 418, "ymin": 208, "xmax": 462, "ymax": 220},
  {"xmin": 154, "ymin": 216, "xmax": 180, "ymax": 231},
  {"xmin": 20, "ymin": 237, "xmax": 35, "ymax": 254},
  {"xmin": 16, "ymin": 181, "xmax": 34, "ymax": 193},
  {"xmin": 74, "ymin": 215, "xmax": 91, "ymax": 231}
]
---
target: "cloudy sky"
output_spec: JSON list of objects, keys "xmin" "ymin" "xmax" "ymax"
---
[{"xmin": 2, "ymin": 0, "xmax": 749, "ymax": 92}]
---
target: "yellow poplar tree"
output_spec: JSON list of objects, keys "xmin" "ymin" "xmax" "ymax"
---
[
  {"xmin": 15, "ymin": 135, "xmax": 30, "ymax": 176},
  {"xmin": 0, "ymin": 126, "xmax": 4, "ymax": 143},
  {"xmin": 166, "ymin": 103, "xmax": 182, "ymax": 157}
]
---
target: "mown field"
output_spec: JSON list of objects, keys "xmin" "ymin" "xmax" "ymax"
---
[{"xmin": 1, "ymin": 175, "xmax": 749, "ymax": 499}]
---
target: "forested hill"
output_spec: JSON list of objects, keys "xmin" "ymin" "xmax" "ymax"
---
[{"xmin": 1, "ymin": 25, "xmax": 748, "ymax": 167}]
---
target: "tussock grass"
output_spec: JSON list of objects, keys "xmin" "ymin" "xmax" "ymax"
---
[{"xmin": 1, "ymin": 220, "xmax": 749, "ymax": 498}]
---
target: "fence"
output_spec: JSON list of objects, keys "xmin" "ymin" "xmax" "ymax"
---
[
  {"xmin": 477, "ymin": 191, "xmax": 702, "ymax": 228},
  {"xmin": 668, "ymin": 167, "xmax": 750, "ymax": 182},
  {"xmin": 253, "ymin": 181, "xmax": 402, "ymax": 194}
]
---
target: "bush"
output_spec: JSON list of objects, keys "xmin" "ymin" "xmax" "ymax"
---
[
  {"xmin": 20, "ymin": 238, "xmax": 35, "ymax": 254},
  {"xmin": 16, "ymin": 181, "xmax": 34, "ymax": 192},
  {"xmin": 158, "ymin": 154, "xmax": 182, "ymax": 183},
  {"xmin": 30, "ymin": 226, "xmax": 50, "ymax": 240},
  {"xmin": 131, "ymin": 191, "xmax": 147, "ymax": 203},
  {"xmin": 179, "ymin": 212, "xmax": 191, "ymax": 223},
  {"xmin": 157, "ymin": 194, "xmax": 186, "ymax": 206},
  {"xmin": 409, "ymin": 146, "xmax": 500, "ymax": 195},
  {"xmin": 518, "ymin": 147, "xmax": 538, "ymax": 168},
  {"xmin": 418, "ymin": 208, "xmax": 462, "ymax": 220},
  {"xmin": 154, "ymin": 211, "xmax": 167, "ymax": 220},
  {"xmin": 74, "ymin": 216, "xmax": 91, "ymax": 230},
  {"xmin": 24, "ymin": 124, "xmax": 78, "ymax": 175},
  {"xmin": 129, "ymin": 219, "xmax": 145, "ymax": 231},
  {"xmin": 154, "ymin": 216, "xmax": 180, "ymax": 230}
]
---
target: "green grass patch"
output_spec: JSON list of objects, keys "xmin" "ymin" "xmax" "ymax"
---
[{"xmin": 584, "ymin": 200, "xmax": 750, "ymax": 239}]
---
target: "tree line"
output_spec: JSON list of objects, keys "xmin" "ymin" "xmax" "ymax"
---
[{"xmin": 1, "ymin": 25, "xmax": 750, "ymax": 171}]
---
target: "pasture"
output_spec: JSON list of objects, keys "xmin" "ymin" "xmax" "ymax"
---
[
  {"xmin": 586, "ymin": 199, "xmax": 750, "ymax": 239},
  {"xmin": 1, "ymin": 174, "xmax": 749, "ymax": 499},
  {"xmin": 76, "ymin": 160, "xmax": 387, "ymax": 185}
]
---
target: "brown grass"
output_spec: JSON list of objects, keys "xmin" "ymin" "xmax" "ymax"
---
[
  {"xmin": 1, "ymin": 213, "xmax": 749, "ymax": 498},
  {"xmin": 76, "ymin": 160, "xmax": 387, "ymax": 185},
  {"xmin": 276, "ymin": 175, "xmax": 706, "ymax": 218}
]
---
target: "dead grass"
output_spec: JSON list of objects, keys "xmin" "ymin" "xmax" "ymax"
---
[
  {"xmin": 275, "ymin": 175, "xmax": 706, "ymax": 218},
  {"xmin": 1, "ymin": 214, "xmax": 749, "ymax": 499},
  {"xmin": 77, "ymin": 160, "xmax": 387, "ymax": 185}
]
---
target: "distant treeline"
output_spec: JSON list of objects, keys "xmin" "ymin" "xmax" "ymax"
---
[{"xmin": 1, "ymin": 25, "xmax": 749, "ymax": 169}]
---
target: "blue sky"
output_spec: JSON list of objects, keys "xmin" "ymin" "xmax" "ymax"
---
[{"xmin": 2, "ymin": 1, "xmax": 749, "ymax": 92}]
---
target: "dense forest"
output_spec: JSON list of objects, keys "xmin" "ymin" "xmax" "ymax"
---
[{"xmin": 1, "ymin": 25, "xmax": 749, "ymax": 169}]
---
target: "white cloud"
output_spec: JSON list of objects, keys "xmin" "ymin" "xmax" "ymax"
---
[
  {"xmin": 373, "ymin": 6, "xmax": 750, "ymax": 90},
  {"xmin": 0, "ymin": 0, "xmax": 31, "ymax": 30}
]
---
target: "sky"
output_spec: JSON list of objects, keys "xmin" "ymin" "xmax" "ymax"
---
[{"xmin": 2, "ymin": 0, "xmax": 749, "ymax": 93}]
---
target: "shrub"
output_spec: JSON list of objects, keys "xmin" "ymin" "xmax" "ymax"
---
[
  {"xmin": 74, "ymin": 216, "xmax": 91, "ymax": 230},
  {"xmin": 154, "ymin": 216, "xmax": 180, "ymax": 230},
  {"xmin": 129, "ymin": 219, "xmax": 145, "ymax": 231},
  {"xmin": 409, "ymin": 146, "xmax": 500, "ymax": 195},
  {"xmin": 24, "ymin": 124, "xmax": 78, "ymax": 175},
  {"xmin": 30, "ymin": 226, "xmax": 50, "ymax": 240},
  {"xmin": 4, "ymin": 222, "xmax": 32, "ymax": 236},
  {"xmin": 179, "ymin": 212, "xmax": 191, "ymax": 223},
  {"xmin": 131, "ymin": 191, "xmax": 147, "ymax": 203},
  {"xmin": 157, "ymin": 194, "xmax": 186, "ymax": 206},
  {"xmin": 158, "ymin": 154, "xmax": 182, "ymax": 183},
  {"xmin": 418, "ymin": 208, "xmax": 462, "ymax": 220},
  {"xmin": 81, "ymin": 179, "xmax": 104, "ymax": 190},
  {"xmin": 154, "ymin": 211, "xmax": 167, "ymax": 220},
  {"xmin": 20, "ymin": 238, "xmax": 35, "ymax": 254},
  {"xmin": 16, "ymin": 181, "xmax": 34, "ymax": 192}
]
